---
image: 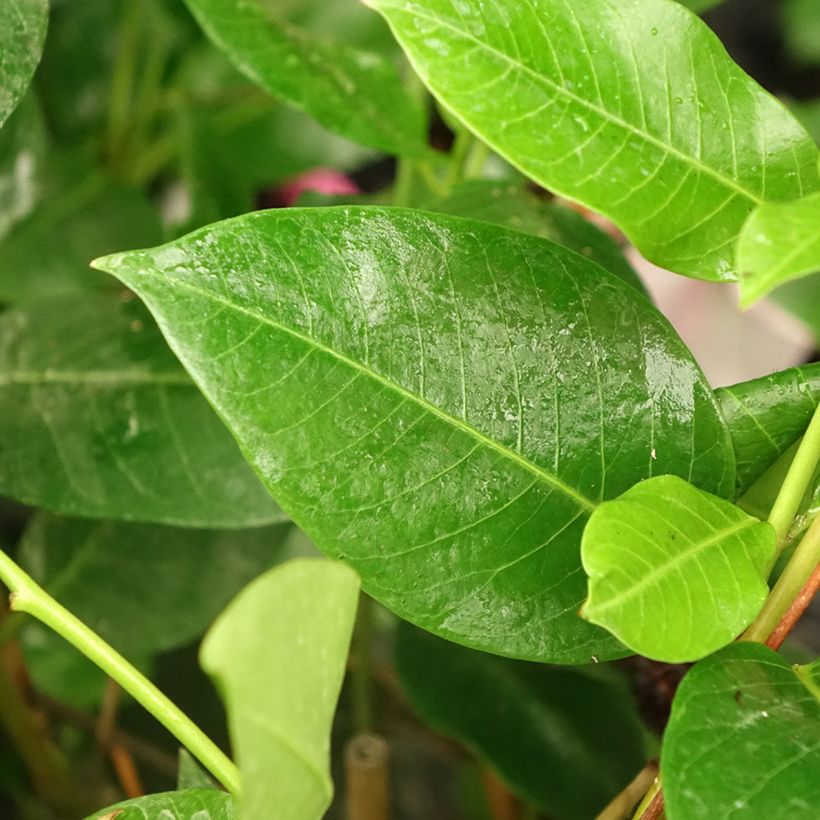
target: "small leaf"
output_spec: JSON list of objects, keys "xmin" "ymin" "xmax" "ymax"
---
[
  {"xmin": 178, "ymin": 749, "xmax": 217, "ymax": 791},
  {"xmin": 367, "ymin": 0, "xmax": 819, "ymax": 280},
  {"xmin": 0, "ymin": 0, "xmax": 48, "ymax": 129},
  {"xmin": 86, "ymin": 790, "xmax": 235, "ymax": 820},
  {"xmin": 201, "ymin": 559, "xmax": 359, "ymax": 820},
  {"xmin": 771, "ymin": 272, "xmax": 820, "ymax": 341},
  {"xmin": 738, "ymin": 191, "xmax": 820, "ymax": 305},
  {"xmin": 93, "ymin": 207, "xmax": 735, "ymax": 663},
  {"xmin": 715, "ymin": 362, "xmax": 820, "ymax": 495},
  {"xmin": 582, "ymin": 475, "xmax": 776, "ymax": 662},
  {"xmin": 395, "ymin": 622, "xmax": 646, "ymax": 820},
  {"xmin": 662, "ymin": 643, "xmax": 820, "ymax": 819},
  {"xmin": 0, "ymin": 294, "xmax": 283, "ymax": 527},
  {"xmin": 427, "ymin": 180, "xmax": 646, "ymax": 293},
  {"xmin": 181, "ymin": 0, "xmax": 429, "ymax": 157}
]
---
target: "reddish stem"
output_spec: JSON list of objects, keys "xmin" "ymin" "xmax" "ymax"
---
[{"xmin": 765, "ymin": 561, "xmax": 820, "ymax": 650}]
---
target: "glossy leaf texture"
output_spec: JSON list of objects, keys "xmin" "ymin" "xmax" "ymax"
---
[
  {"xmin": 201, "ymin": 559, "xmax": 359, "ymax": 820},
  {"xmin": 181, "ymin": 0, "xmax": 429, "ymax": 158},
  {"xmin": 0, "ymin": 294, "xmax": 283, "ymax": 527},
  {"xmin": 426, "ymin": 180, "xmax": 645, "ymax": 293},
  {"xmin": 395, "ymin": 622, "xmax": 645, "ymax": 819},
  {"xmin": 94, "ymin": 207, "xmax": 735, "ymax": 663},
  {"xmin": 715, "ymin": 362, "xmax": 820, "ymax": 495},
  {"xmin": 368, "ymin": 0, "xmax": 819, "ymax": 281},
  {"xmin": 737, "ymin": 191, "xmax": 820, "ymax": 305},
  {"xmin": 0, "ymin": 0, "xmax": 48, "ymax": 129},
  {"xmin": 662, "ymin": 643, "xmax": 820, "ymax": 819},
  {"xmin": 582, "ymin": 475, "xmax": 775, "ymax": 662},
  {"xmin": 87, "ymin": 790, "xmax": 235, "ymax": 820},
  {"xmin": 0, "ymin": 153, "xmax": 163, "ymax": 303},
  {"xmin": 17, "ymin": 513, "xmax": 291, "ymax": 705}
]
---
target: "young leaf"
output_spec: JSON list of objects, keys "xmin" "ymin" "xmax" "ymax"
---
[
  {"xmin": 395, "ymin": 622, "xmax": 646, "ymax": 820},
  {"xmin": 178, "ymin": 749, "xmax": 218, "ymax": 791},
  {"xmin": 93, "ymin": 207, "xmax": 734, "ymax": 663},
  {"xmin": 427, "ymin": 180, "xmax": 645, "ymax": 293},
  {"xmin": 581, "ymin": 475, "xmax": 776, "ymax": 662},
  {"xmin": 715, "ymin": 362, "xmax": 820, "ymax": 495},
  {"xmin": 200, "ymin": 559, "xmax": 359, "ymax": 820},
  {"xmin": 181, "ymin": 0, "xmax": 429, "ymax": 157},
  {"xmin": 367, "ymin": 0, "xmax": 819, "ymax": 281},
  {"xmin": 662, "ymin": 643, "xmax": 820, "ymax": 819},
  {"xmin": 0, "ymin": 0, "xmax": 48, "ymax": 129},
  {"xmin": 18, "ymin": 513, "xmax": 292, "ymax": 660},
  {"xmin": 772, "ymin": 272, "xmax": 820, "ymax": 341},
  {"xmin": 0, "ymin": 294, "xmax": 283, "ymax": 527},
  {"xmin": 87, "ymin": 790, "xmax": 235, "ymax": 819},
  {"xmin": 737, "ymin": 191, "xmax": 820, "ymax": 305}
]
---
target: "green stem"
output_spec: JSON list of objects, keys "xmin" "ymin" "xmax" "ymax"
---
[
  {"xmin": 0, "ymin": 549, "xmax": 241, "ymax": 797},
  {"xmin": 630, "ymin": 777, "xmax": 660, "ymax": 820},
  {"xmin": 767, "ymin": 401, "xmax": 820, "ymax": 553},
  {"xmin": 445, "ymin": 129, "xmax": 474, "ymax": 189},
  {"xmin": 351, "ymin": 593, "xmax": 374, "ymax": 733},
  {"xmin": 393, "ymin": 157, "xmax": 415, "ymax": 207},
  {"xmin": 742, "ymin": 513, "xmax": 820, "ymax": 643},
  {"xmin": 463, "ymin": 140, "xmax": 490, "ymax": 179}
]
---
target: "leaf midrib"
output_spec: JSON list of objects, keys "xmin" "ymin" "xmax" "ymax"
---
[
  {"xmin": 588, "ymin": 517, "xmax": 758, "ymax": 615},
  {"xmin": 125, "ymin": 265, "xmax": 597, "ymax": 512},
  {"xmin": 384, "ymin": 2, "xmax": 765, "ymax": 205}
]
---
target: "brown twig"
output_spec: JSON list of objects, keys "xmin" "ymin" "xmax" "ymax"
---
[
  {"xmin": 110, "ymin": 742, "xmax": 145, "ymax": 799},
  {"xmin": 345, "ymin": 732, "xmax": 390, "ymax": 820},
  {"xmin": 765, "ymin": 561, "xmax": 820, "ymax": 650},
  {"xmin": 596, "ymin": 761, "xmax": 659, "ymax": 820},
  {"xmin": 482, "ymin": 766, "xmax": 522, "ymax": 820}
]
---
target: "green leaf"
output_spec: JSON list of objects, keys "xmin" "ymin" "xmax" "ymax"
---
[
  {"xmin": 367, "ymin": 0, "xmax": 819, "ymax": 281},
  {"xmin": 18, "ymin": 513, "xmax": 291, "ymax": 660},
  {"xmin": 178, "ymin": 749, "xmax": 218, "ymax": 791},
  {"xmin": 772, "ymin": 272, "xmax": 820, "ymax": 340},
  {"xmin": 427, "ymin": 180, "xmax": 645, "ymax": 294},
  {"xmin": 201, "ymin": 559, "xmax": 359, "ymax": 820},
  {"xmin": 0, "ymin": 155, "xmax": 164, "ymax": 303},
  {"xmin": 87, "ymin": 790, "xmax": 235, "ymax": 819},
  {"xmin": 715, "ymin": 362, "xmax": 820, "ymax": 495},
  {"xmin": 0, "ymin": 93, "xmax": 47, "ymax": 241},
  {"xmin": 738, "ymin": 191, "xmax": 820, "ymax": 305},
  {"xmin": 582, "ymin": 475, "xmax": 775, "ymax": 662},
  {"xmin": 395, "ymin": 622, "xmax": 645, "ymax": 819},
  {"xmin": 181, "ymin": 0, "xmax": 429, "ymax": 157},
  {"xmin": 93, "ymin": 207, "xmax": 734, "ymax": 663},
  {"xmin": 0, "ymin": 294, "xmax": 283, "ymax": 527},
  {"xmin": 783, "ymin": 0, "xmax": 820, "ymax": 66},
  {"xmin": 0, "ymin": 0, "xmax": 48, "ymax": 129},
  {"xmin": 662, "ymin": 643, "xmax": 820, "ymax": 819}
]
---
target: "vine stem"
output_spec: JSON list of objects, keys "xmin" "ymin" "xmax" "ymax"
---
[
  {"xmin": 742, "ymin": 514, "xmax": 820, "ymax": 643},
  {"xmin": 0, "ymin": 549, "xmax": 241, "ymax": 797},
  {"xmin": 766, "ymin": 401, "xmax": 820, "ymax": 553}
]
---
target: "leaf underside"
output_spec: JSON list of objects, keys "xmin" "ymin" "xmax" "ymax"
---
[{"xmin": 94, "ymin": 206, "xmax": 734, "ymax": 663}]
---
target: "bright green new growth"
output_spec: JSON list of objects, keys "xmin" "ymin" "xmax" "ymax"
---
[
  {"xmin": 0, "ymin": 0, "xmax": 48, "ymax": 129},
  {"xmin": 181, "ymin": 0, "xmax": 430, "ymax": 158},
  {"xmin": 738, "ymin": 190, "xmax": 820, "ymax": 305},
  {"xmin": 93, "ymin": 206, "xmax": 734, "ymax": 664},
  {"xmin": 368, "ymin": 0, "xmax": 819, "ymax": 281},
  {"xmin": 200, "ymin": 559, "xmax": 359, "ymax": 820},
  {"xmin": 581, "ymin": 475, "xmax": 776, "ymax": 662},
  {"xmin": 662, "ymin": 643, "xmax": 820, "ymax": 819}
]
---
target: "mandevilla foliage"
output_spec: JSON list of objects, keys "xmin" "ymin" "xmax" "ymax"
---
[{"xmin": 0, "ymin": 1, "xmax": 818, "ymax": 819}]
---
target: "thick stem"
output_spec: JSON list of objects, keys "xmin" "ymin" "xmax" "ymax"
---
[
  {"xmin": 631, "ymin": 778, "xmax": 660, "ymax": 820},
  {"xmin": 0, "ymin": 549, "xmax": 241, "ymax": 797},
  {"xmin": 596, "ymin": 762, "xmax": 658, "ymax": 820},
  {"xmin": 351, "ymin": 593, "xmax": 375, "ymax": 733},
  {"xmin": 767, "ymin": 401, "xmax": 820, "ymax": 554},
  {"xmin": 742, "ymin": 514, "xmax": 820, "ymax": 643}
]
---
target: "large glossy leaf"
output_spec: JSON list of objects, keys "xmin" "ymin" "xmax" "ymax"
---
[
  {"xmin": 181, "ymin": 0, "xmax": 429, "ymax": 157},
  {"xmin": 368, "ymin": 0, "xmax": 819, "ymax": 281},
  {"xmin": 201, "ymin": 559, "xmax": 359, "ymax": 820},
  {"xmin": 94, "ymin": 207, "xmax": 734, "ymax": 663},
  {"xmin": 87, "ymin": 790, "xmax": 235, "ymax": 820},
  {"xmin": 17, "ymin": 513, "xmax": 291, "ymax": 706},
  {"xmin": 715, "ymin": 362, "xmax": 820, "ymax": 495},
  {"xmin": 427, "ymin": 180, "xmax": 645, "ymax": 293},
  {"xmin": 737, "ymin": 191, "xmax": 820, "ymax": 305},
  {"xmin": 0, "ymin": 0, "xmax": 48, "ymax": 129},
  {"xmin": 662, "ymin": 643, "xmax": 820, "ymax": 819},
  {"xmin": 0, "ymin": 294, "xmax": 283, "ymax": 526},
  {"xmin": 395, "ymin": 622, "xmax": 645, "ymax": 819},
  {"xmin": 582, "ymin": 475, "xmax": 775, "ymax": 661},
  {"xmin": 0, "ymin": 94, "xmax": 47, "ymax": 241},
  {"xmin": 0, "ymin": 155, "xmax": 163, "ymax": 303}
]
